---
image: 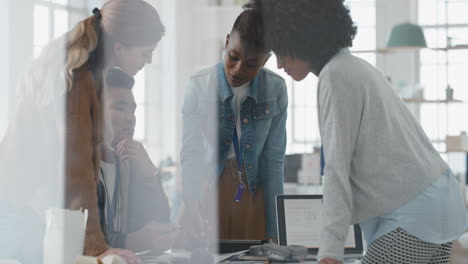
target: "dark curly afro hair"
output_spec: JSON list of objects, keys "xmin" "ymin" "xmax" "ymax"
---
[{"xmin": 246, "ymin": 0, "xmax": 357, "ymax": 72}]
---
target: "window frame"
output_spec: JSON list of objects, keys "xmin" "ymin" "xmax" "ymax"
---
[
  {"xmin": 418, "ymin": 0, "xmax": 468, "ymax": 150},
  {"xmin": 32, "ymin": 0, "xmax": 89, "ymax": 57}
]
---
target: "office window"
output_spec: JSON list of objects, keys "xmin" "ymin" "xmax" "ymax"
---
[
  {"xmin": 265, "ymin": 0, "xmax": 377, "ymax": 154},
  {"xmin": 418, "ymin": 0, "xmax": 468, "ymax": 151},
  {"xmin": 348, "ymin": 0, "xmax": 376, "ymax": 66},
  {"xmin": 33, "ymin": 0, "xmax": 88, "ymax": 57}
]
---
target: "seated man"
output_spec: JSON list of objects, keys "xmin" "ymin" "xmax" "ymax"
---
[{"xmin": 98, "ymin": 68, "xmax": 177, "ymax": 255}]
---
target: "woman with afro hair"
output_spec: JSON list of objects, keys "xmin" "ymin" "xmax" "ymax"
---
[{"xmin": 250, "ymin": 0, "xmax": 468, "ymax": 263}]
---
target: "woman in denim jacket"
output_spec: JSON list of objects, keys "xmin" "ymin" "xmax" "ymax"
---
[{"xmin": 180, "ymin": 6, "xmax": 288, "ymax": 244}]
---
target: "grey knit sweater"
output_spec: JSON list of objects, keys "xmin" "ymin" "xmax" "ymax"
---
[{"xmin": 316, "ymin": 49, "xmax": 449, "ymax": 261}]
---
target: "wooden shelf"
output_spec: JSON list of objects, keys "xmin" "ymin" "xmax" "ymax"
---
[
  {"xmin": 403, "ymin": 98, "xmax": 463, "ymax": 104},
  {"xmin": 352, "ymin": 49, "xmax": 390, "ymax": 54},
  {"xmin": 430, "ymin": 45, "xmax": 468, "ymax": 51},
  {"xmin": 352, "ymin": 45, "xmax": 468, "ymax": 54}
]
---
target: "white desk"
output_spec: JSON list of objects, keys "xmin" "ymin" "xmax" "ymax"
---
[
  {"xmin": 218, "ymin": 258, "xmax": 360, "ymax": 264},
  {"xmin": 0, "ymin": 261, "xmax": 21, "ymax": 264}
]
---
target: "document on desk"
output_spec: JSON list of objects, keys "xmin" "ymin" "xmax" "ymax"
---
[
  {"xmin": 284, "ymin": 199, "xmax": 355, "ymax": 248},
  {"xmin": 216, "ymin": 250, "xmax": 250, "ymax": 263}
]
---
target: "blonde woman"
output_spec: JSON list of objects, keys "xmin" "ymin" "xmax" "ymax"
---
[{"xmin": 0, "ymin": 0, "xmax": 164, "ymax": 262}]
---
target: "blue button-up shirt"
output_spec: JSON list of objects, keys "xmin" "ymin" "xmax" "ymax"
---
[
  {"xmin": 361, "ymin": 169, "xmax": 468, "ymax": 245},
  {"xmin": 181, "ymin": 62, "xmax": 288, "ymax": 237}
]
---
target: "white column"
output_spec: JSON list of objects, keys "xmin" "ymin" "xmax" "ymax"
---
[
  {"xmin": 0, "ymin": 0, "xmax": 9, "ymax": 139},
  {"xmin": 5, "ymin": 0, "xmax": 34, "ymax": 135},
  {"xmin": 144, "ymin": 0, "xmax": 179, "ymax": 163}
]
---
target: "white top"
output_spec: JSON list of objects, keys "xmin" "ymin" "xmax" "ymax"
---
[
  {"xmin": 228, "ymin": 81, "xmax": 249, "ymax": 158},
  {"xmin": 316, "ymin": 49, "xmax": 449, "ymax": 261},
  {"xmin": 99, "ymin": 160, "xmax": 122, "ymax": 235},
  {"xmin": 233, "ymin": 81, "xmax": 249, "ymax": 140},
  {"xmin": 100, "ymin": 161, "xmax": 116, "ymax": 208}
]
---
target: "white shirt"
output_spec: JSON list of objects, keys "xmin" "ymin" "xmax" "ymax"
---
[
  {"xmin": 228, "ymin": 81, "xmax": 249, "ymax": 158},
  {"xmin": 99, "ymin": 161, "xmax": 122, "ymax": 235}
]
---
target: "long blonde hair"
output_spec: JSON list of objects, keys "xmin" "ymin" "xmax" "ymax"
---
[
  {"xmin": 65, "ymin": 0, "xmax": 165, "ymax": 89},
  {"xmin": 65, "ymin": 16, "xmax": 100, "ymax": 88}
]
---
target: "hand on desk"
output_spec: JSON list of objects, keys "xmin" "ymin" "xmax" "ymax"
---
[
  {"xmin": 98, "ymin": 248, "xmax": 141, "ymax": 264},
  {"xmin": 126, "ymin": 221, "xmax": 179, "ymax": 254},
  {"xmin": 319, "ymin": 257, "xmax": 342, "ymax": 264}
]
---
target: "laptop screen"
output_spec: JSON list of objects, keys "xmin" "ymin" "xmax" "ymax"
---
[{"xmin": 276, "ymin": 195, "xmax": 363, "ymax": 254}]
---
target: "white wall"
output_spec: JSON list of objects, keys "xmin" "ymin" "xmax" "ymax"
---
[
  {"xmin": 143, "ymin": 0, "xmax": 179, "ymax": 162},
  {"xmin": 88, "ymin": 0, "xmax": 105, "ymax": 11}
]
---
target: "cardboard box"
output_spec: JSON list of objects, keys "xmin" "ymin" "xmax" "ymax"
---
[{"xmin": 446, "ymin": 133, "xmax": 468, "ymax": 152}]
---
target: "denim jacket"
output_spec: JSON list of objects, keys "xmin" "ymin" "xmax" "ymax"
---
[{"xmin": 181, "ymin": 62, "xmax": 288, "ymax": 238}]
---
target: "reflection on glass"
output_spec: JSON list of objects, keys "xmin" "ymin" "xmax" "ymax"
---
[{"xmin": 1, "ymin": 0, "xmax": 168, "ymax": 263}]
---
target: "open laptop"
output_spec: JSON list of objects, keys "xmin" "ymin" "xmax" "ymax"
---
[{"xmin": 276, "ymin": 194, "xmax": 364, "ymax": 261}]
